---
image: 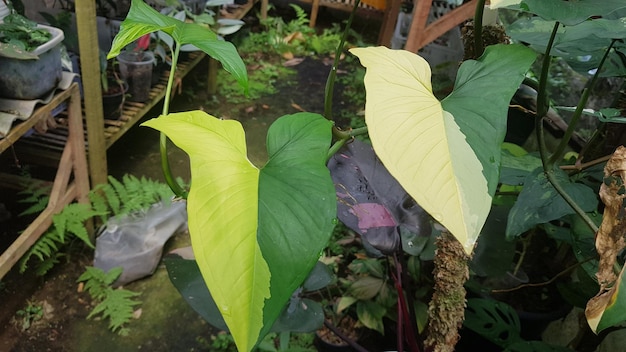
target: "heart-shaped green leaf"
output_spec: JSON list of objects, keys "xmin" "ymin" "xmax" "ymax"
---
[
  {"xmin": 442, "ymin": 44, "xmax": 537, "ymax": 195},
  {"xmin": 144, "ymin": 111, "xmax": 335, "ymax": 351},
  {"xmin": 350, "ymin": 45, "xmax": 535, "ymax": 253}
]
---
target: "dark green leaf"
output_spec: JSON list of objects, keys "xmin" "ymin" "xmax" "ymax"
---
[
  {"xmin": 443, "ymin": 44, "xmax": 536, "ymax": 195},
  {"xmin": 163, "ymin": 251, "xmax": 228, "ymax": 331},
  {"xmin": 500, "ymin": 151, "xmax": 542, "ymax": 186},
  {"xmin": 257, "ymin": 112, "xmax": 336, "ymax": 339},
  {"xmin": 302, "ymin": 261, "xmax": 334, "ymax": 292},
  {"xmin": 505, "ymin": 340, "xmax": 575, "ymax": 352},
  {"xmin": 471, "ymin": 205, "xmax": 516, "ymax": 277},
  {"xmin": 506, "ymin": 167, "xmax": 598, "ymax": 239},
  {"xmin": 271, "ymin": 298, "xmax": 324, "ymax": 333},
  {"xmin": 464, "ymin": 298, "xmax": 523, "ymax": 348},
  {"xmin": 356, "ymin": 300, "xmax": 386, "ymax": 334},
  {"xmin": 521, "ymin": 0, "xmax": 626, "ymax": 26},
  {"xmin": 349, "ymin": 276, "xmax": 385, "ymax": 300}
]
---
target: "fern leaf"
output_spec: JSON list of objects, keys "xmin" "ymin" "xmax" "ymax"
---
[
  {"xmin": 103, "ymin": 267, "xmax": 124, "ymax": 286},
  {"xmin": 17, "ymin": 181, "xmax": 52, "ymax": 216},
  {"xmin": 19, "ymin": 197, "xmax": 49, "ymax": 217},
  {"xmin": 34, "ymin": 253, "xmax": 64, "ymax": 276},
  {"xmin": 87, "ymin": 288, "xmax": 141, "ymax": 334},
  {"xmin": 78, "ymin": 266, "xmax": 120, "ymax": 300},
  {"xmin": 88, "ymin": 191, "xmax": 110, "ymax": 223},
  {"xmin": 98, "ymin": 182, "xmax": 121, "ymax": 215},
  {"xmin": 19, "ymin": 232, "xmax": 60, "ymax": 273},
  {"xmin": 53, "ymin": 203, "xmax": 106, "ymax": 248},
  {"xmin": 288, "ymin": 4, "xmax": 309, "ymax": 30},
  {"xmin": 109, "ymin": 176, "xmax": 131, "ymax": 212},
  {"xmin": 52, "ymin": 210, "xmax": 67, "ymax": 244}
]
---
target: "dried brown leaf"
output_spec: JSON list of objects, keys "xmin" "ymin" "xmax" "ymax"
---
[
  {"xmin": 291, "ymin": 102, "xmax": 305, "ymax": 112},
  {"xmin": 595, "ymin": 146, "xmax": 626, "ymax": 289},
  {"xmin": 283, "ymin": 58, "xmax": 305, "ymax": 67}
]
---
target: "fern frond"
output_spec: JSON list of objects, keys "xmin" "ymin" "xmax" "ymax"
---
[
  {"xmin": 288, "ymin": 4, "xmax": 310, "ymax": 30},
  {"xmin": 109, "ymin": 176, "xmax": 131, "ymax": 211},
  {"xmin": 103, "ymin": 267, "xmax": 124, "ymax": 286},
  {"xmin": 96, "ymin": 182, "xmax": 121, "ymax": 215},
  {"xmin": 19, "ymin": 230, "xmax": 61, "ymax": 273},
  {"xmin": 17, "ymin": 181, "xmax": 52, "ymax": 216},
  {"xmin": 78, "ymin": 266, "xmax": 123, "ymax": 300},
  {"xmin": 80, "ymin": 266, "xmax": 140, "ymax": 335},
  {"xmin": 52, "ymin": 203, "xmax": 104, "ymax": 248},
  {"xmin": 87, "ymin": 288, "xmax": 141, "ymax": 334},
  {"xmin": 18, "ymin": 197, "xmax": 49, "ymax": 217},
  {"xmin": 18, "ymin": 174, "xmax": 179, "ymax": 276},
  {"xmin": 34, "ymin": 253, "xmax": 64, "ymax": 276},
  {"xmin": 17, "ymin": 179, "xmax": 51, "ymax": 199},
  {"xmin": 88, "ymin": 191, "xmax": 110, "ymax": 223}
]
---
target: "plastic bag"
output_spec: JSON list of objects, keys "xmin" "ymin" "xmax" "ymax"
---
[{"xmin": 94, "ymin": 200, "xmax": 187, "ymax": 286}]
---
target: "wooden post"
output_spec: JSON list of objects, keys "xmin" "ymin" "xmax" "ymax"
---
[
  {"xmin": 403, "ymin": 0, "xmax": 433, "ymax": 53},
  {"xmin": 404, "ymin": 0, "xmax": 477, "ymax": 53},
  {"xmin": 310, "ymin": 0, "xmax": 320, "ymax": 28},
  {"xmin": 208, "ymin": 57, "xmax": 218, "ymax": 95},
  {"xmin": 377, "ymin": 0, "xmax": 403, "ymax": 47},
  {"xmin": 260, "ymin": 0, "xmax": 268, "ymax": 20},
  {"xmin": 76, "ymin": 0, "xmax": 108, "ymax": 187}
]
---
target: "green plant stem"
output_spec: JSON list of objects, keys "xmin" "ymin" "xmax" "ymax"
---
[
  {"xmin": 547, "ymin": 39, "xmax": 617, "ymax": 166},
  {"xmin": 535, "ymin": 22, "xmax": 560, "ymax": 171},
  {"xmin": 561, "ymin": 154, "xmax": 611, "ymax": 172},
  {"xmin": 323, "ymin": 0, "xmax": 360, "ymax": 120},
  {"xmin": 534, "ymin": 21, "xmax": 601, "ymax": 234},
  {"xmin": 159, "ymin": 44, "xmax": 188, "ymax": 199},
  {"xmin": 327, "ymin": 126, "xmax": 368, "ymax": 161},
  {"xmin": 473, "ymin": 0, "xmax": 486, "ymax": 58},
  {"xmin": 512, "ymin": 232, "xmax": 531, "ymax": 277},
  {"xmin": 492, "ymin": 256, "xmax": 595, "ymax": 293}
]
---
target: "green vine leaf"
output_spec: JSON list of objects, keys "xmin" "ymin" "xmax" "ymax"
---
[{"xmin": 143, "ymin": 111, "xmax": 335, "ymax": 351}]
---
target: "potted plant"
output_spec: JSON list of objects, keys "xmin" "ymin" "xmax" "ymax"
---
[
  {"xmin": 0, "ymin": 6, "xmax": 64, "ymax": 100},
  {"xmin": 116, "ymin": 34, "xmax": 155, "ymax": 103},
  {"xmin": 100, "ymin": 51, "xmax": 127, "ymax": 120}
]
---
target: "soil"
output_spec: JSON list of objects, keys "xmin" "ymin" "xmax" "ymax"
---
[{"xmin": 0, "ymin": 9, "xmax": 377, "ymax": 350}]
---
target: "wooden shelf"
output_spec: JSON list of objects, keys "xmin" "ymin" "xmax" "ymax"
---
[
  {"xmin": 12, "ymin": 52, "xmax": 206, "ymax": 168},
  {"xmin": 0, "ymin": 83, "xmax": 90, "ymax": 279},
  {"xmin": 10, "ymin": 0, "xmax": 267, "ymax": 188}
]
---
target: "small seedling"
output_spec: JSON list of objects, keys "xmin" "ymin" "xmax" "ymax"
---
[{"xmin": 15, "ymin": 301, "xmax": 44, "ymax": 331}]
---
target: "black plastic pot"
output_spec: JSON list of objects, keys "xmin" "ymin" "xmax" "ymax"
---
[
  {"xmin": 314, "ymin": 332, "xmax": 353, "ymax": 352},
  {"xmin": 102, "ymin": 80, "xmax": 128, "ymax": 120}
]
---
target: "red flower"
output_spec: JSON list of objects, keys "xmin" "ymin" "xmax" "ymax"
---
[{"xmin": 136, "ymin": 34, "xmax": 151, "ymax": 51}]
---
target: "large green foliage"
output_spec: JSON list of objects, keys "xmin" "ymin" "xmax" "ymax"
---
[
  {"xmin": 144, "ymin": 112, "xmax": 335, "ymax": 351},
  {"xmin": 110, "ymin": 0, "xmax": 626, "ymax": 348},
  {"xmin": 350, "ymin": 44, "xmax": 535, "ymax": 254}
]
